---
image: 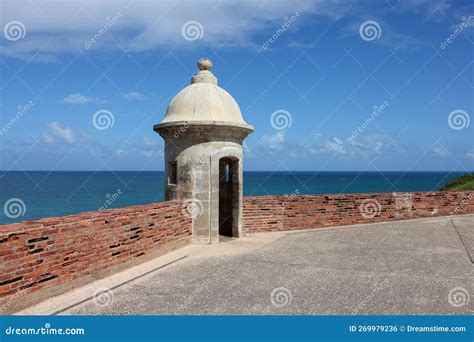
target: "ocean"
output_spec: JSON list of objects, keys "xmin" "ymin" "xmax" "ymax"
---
[{"xmin": 0, "ymin": 171, "xmax": 466, "ymax": 224}]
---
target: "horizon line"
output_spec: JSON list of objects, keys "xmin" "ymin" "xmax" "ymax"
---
[{"xmin": 1, "ymin": 170, "xmax": 472, "ymax": 173}]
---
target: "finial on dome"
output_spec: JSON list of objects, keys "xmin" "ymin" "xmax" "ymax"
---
[
  {"xmin": 192, "ymin": 58, "xmax": 217, "ymax": 85},
  {"xmin": 198, "ymin": 58, "xmax": 212, "ymax": 71}
]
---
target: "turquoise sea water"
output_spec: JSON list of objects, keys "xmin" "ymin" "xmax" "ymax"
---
[{"xmin": 0, "ymin": 171, "xmax": 467, "ymax": 224}]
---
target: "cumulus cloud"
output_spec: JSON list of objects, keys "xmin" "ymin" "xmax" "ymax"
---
[
  {"xmin": 255, "ymin": 132, "xmax": 393, "ymax": 160},
  {"xmin": 0, "ymin": 0, "xmax": 349, "ymax": 60},
  {"xmin": 63, "ymin": 93, "xmax": 92, "ymax": 104},
  {"xmin": 0, "ymin": 0, "xmax": 457, "ymax": 61},
  {"xmin": 325, "ymin": 137, "xmax": 346, "ymax": 155},
  {"xmin": 46, "ymin": 121, "xmax": 76, "ymax": 145},
  {"xmin": 262, "ymin": 131, "xmax": 285, "ymax": 151}
]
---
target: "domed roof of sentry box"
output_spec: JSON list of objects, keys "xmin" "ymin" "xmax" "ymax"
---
[{"xmin": 156, "ymin": 58, "xmax": 253, "ymax": 130}]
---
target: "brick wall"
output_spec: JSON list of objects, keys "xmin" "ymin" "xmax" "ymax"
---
[
  {"xmin": 243, "ymin": 191, "xmax": 474, "ymax": 233},
  {"xmin": 0, "ymin": 200, "xmax": 191, "ymax": 313},
  {"xmin": 1, "ymin": 191, "xmax": 473, "ymax": 312}
]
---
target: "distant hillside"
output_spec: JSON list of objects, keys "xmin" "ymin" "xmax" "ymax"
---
[{"xmin": 440, "ymin": 173, "xmax": 474, "ymax": 191}]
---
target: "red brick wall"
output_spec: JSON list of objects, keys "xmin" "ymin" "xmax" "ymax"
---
[
  {"xmin": 243, "ymin": 191, "xmax": 474, "ymax": 233},
  {"xmin": 0, "ymin": 201, "xmax": 191, "ymax": 312},
  {"xmin": 1, "ymin": 191, "xmax": 473, "ymax": 312}
]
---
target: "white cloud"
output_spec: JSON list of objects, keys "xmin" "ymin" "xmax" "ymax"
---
[
  {"xmin": 255, "ymin": 132, "xmax": 391, "ymax": 159},
  {"xmin": 0, "ymin": 0, "xmax": 347, "ymax": 60},
  {"xmin": 325, "ymin": 137, "xmax": 346, "ymax": 155},
  {"xmin": 262, "ymin": 131, "xmax": 285, "ymax": 151},
  {"xmin": 433, "ymin": 146, "xmax": 449, "ymax": 158},
  {"xmin": 141, "ymin": 150, "xmax": 158, "ymax": 158},
  {"xmin": 373, "ymin": 141, "xmax": 383, "ymax": 154},
  {"xmin": 0, "ymin": 1, "xmax": 456, "ymax": 61},
  {"xmin": 343, "ymin": 20, "xmax": 426, "ymax": 51},
  {"xmin": 467, "ymin": 151, "xmax": 474, "ymax": 160},
  {"xmin": 63, "ymin": 93, "xmax": 92, "ymax": 104},
  {"xmin": 115, "ymin": 148, "xmax": 127, "ymax": 157},
  {"xmin": 124, "ymin": 92, "xmax": 146, "ymax": 101},
  {"xmin": 277, "ymin": 132, "xmax": 391, "ymax": 158},
  {"xmin": 47, "ymin": 121, "xmax": 76, "ymax": 145},
  {"xmin": 348, "ymin": 132, "xmax": 390, "ymax": 155},
  {"xmin": 40, "ymin": 134, "xmax": 54, "ymax": 146},
  {"xmin": 142, "ymin": 137, "xmax": 159, "ymax": 147}
]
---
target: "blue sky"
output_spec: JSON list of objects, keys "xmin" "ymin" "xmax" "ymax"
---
[{"xmin": 0, "ymin": 0, "xmax": 473, "ymax": 172}]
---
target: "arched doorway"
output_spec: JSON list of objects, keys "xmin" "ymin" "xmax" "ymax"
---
[{"xmin": 219, "ymin": 157, "xmax": 239, "ymax": 237}]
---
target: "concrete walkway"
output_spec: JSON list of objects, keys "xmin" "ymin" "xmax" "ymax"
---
[{"xmin": 18, "ymin": 215, "xmax": 473, "ymax": 315}]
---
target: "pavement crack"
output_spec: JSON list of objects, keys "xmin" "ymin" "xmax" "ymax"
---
[{"xmin": 449, "ymin": 218, "xmax": 473, "ymax": 264}]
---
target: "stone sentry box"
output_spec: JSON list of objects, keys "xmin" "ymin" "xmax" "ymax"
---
[{"xmin": 154, "ymin": 58, "xmax": 253, "ymax": 244}]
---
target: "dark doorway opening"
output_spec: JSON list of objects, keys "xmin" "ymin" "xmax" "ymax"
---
[{"xmin": 219, "ymin": 157, "xmax": 238, "ymax": 237}]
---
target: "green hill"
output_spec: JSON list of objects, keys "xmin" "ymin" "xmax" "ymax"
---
[{"xmin": 440, "ymin": 173, "xmax": 474, "ymax": 191}]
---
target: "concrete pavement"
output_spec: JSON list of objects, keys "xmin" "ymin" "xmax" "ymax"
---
[{"xmin": 18, "ymin": 214, "xmax": 473, "ymax": 315}]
